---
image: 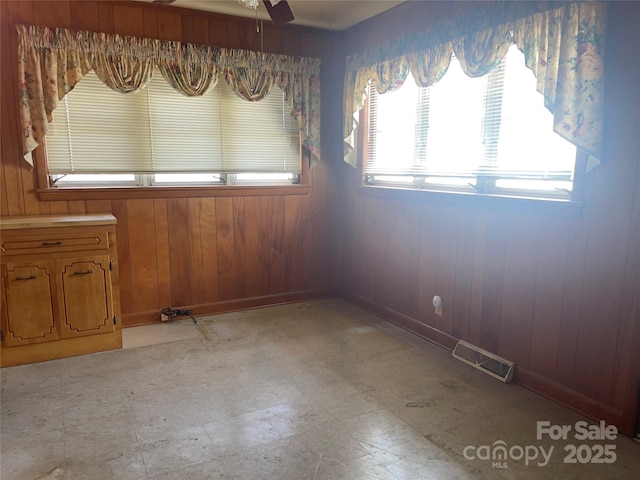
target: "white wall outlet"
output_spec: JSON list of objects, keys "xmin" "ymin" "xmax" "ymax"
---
[{"xmin": 433, "ymin": 295, "xmax": 443, "ymax": 316}]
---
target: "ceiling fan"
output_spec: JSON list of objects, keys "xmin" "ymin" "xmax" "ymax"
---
[{"xmin": 153, "ymin": 0, "xmax": 295, "ymax": 24}]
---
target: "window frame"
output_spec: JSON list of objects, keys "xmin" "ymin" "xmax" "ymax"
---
[
  {"xmin": 34, "ymin": 146, "xmax": 311, "ymax": 201},
  {"xmin": 36, "ymin": 70, "xmax": 310, "ymax": 200},
  {"xmin": 359, "ymin": 69, "xmax": 586, "ymax": 210},
  {"xmin": 358, "ymin": 85, "xmax": 586, "ymax": 215}
]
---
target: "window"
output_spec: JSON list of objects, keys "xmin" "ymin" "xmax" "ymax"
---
[
  {"xmin": 364, "ymin": 45, "xmax": 579, "ymax": 200},
  {"xmin": 46, "ymin": 68, "xmax": 301, "ymax": 188}
]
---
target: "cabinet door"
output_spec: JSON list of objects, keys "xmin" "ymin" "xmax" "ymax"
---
[
  {"xmin": 1, "ymin": 261, "xmax": 60, "ymax": 346},
  {"xmin": 56, "ymin": 256, "xmax": 114, "ymax": 339}
]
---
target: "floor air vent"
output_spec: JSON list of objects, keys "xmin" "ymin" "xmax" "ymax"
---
[{"xmin": 452, "ymin": 340, "xmax": 515, "ymax": 383}]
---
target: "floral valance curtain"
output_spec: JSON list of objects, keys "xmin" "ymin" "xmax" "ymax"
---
[
  {"xmin": 16, "ymin": 25, "xmax": 321, "ymax": 166},
  {"xmin": 343, "ymin": 1, "xmax": 607, "ymax": 169}
]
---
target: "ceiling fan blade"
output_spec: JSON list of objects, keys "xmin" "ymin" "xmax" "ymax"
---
[{"xmin": 262, "ymin": 0, "xmax": 295, "ymax": 24}]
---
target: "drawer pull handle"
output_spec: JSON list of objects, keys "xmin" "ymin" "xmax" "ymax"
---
[
  {"xmin": 16, "ymin": 275, "xmax": 36, "ymax": 281},
  {"xmin": 42, "ymin": 241, "xmax": 62, "ymax": 246},
  {"xmin": 73, "ymin": 270, "xmax": 93, "ymax": 275}
]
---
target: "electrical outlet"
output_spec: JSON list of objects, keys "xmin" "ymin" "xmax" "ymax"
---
[{"xmin": 433, "ymin": 295, "xmax": 443, "ymax": 316}]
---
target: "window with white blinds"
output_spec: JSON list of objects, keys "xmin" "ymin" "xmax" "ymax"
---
[
  {"xmin": 365, "ymin": 44, "xmax": 577, "ymax": 198},
  {"xmin": 46, "ymin": 68, "xmax": 301, "ymax": 178}
]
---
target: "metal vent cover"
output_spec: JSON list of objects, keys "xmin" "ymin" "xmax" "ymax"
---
[{"xmin": 452, "ymin": 340, "xmax": 515, "ymax": 383}]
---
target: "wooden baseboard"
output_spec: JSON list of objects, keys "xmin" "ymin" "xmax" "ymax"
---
[
  {"xmin": 340, "ymin": 291, "xmax": 458, "ymax": 351},
  {"xmin": 339, "ymin": 290, "xmax": 636, "ymax": 437},
  {"xmin": 515, "ymin": 367, "xmax": 634, "ymax": 437},
  {"xmin": 0, "ymin": 331, "xmax": 122, "ymax": 367},
  {"xmin": 122, "ymin": 289, "xmax": 338, "ymax": 327}
]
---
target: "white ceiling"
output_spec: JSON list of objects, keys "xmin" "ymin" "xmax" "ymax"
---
[{"xmin": 139, "ymin": 0, "xmax": 405, "ymax": 31}]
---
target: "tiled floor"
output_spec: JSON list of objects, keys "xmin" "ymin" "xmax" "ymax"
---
[{"xmin": 1, "ymin": 299, "xmax": 638, "ymax": 479}]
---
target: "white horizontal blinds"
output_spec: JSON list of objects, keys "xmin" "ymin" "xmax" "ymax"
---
[
  {"xmin": 219, "ymin": 81, "xmax": 300, "ymax": 173},
  {"xmin": 46, "ymin": 69, "xmax": 300, "ymax": 175},
  {"xmin": 365, "ymin": 78, "xmax": 422, "ymax": 176},
  {"xmin": 493, "ymin": 46, "xmax": 575, "ymax": 180},
  {"xmin": 147, "ymin": 70, "xmax": 223, "ymax": 172},
  {"xmin": 420, "ymin": 62, "xmax": 486, "ymax": 177},
  {"xmin": 366, "ymin": 44, "xmax": 576, "ymax": 182},
  {"xmin": 47, "ymin": 71, "xmax": 153, "ymax": 174},
  {"xmin": 480, "ymin": 60, "xmax": 506, "ymax": 168}
]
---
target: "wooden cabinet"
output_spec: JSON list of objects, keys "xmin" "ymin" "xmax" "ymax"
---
[{"xmin": 0, "ymin": 215, "xmax": 122, "ymax": 366}]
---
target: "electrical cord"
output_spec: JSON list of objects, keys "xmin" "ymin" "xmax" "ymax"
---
[{"xmin": 161, "ymin": 307, "xmax": 197, "ymax": 324}]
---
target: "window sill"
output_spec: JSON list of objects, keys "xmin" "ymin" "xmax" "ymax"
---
[
  {"xmin": 37, "ymin": 184, "xmax": 311, "ymax": 201},
  {"xmin": 358, "ymin": 185, "xmax": 583, "ymax": 217}
]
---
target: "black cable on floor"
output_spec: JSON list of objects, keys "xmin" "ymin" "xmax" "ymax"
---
[{"xmin": 161, "ymin": 307, "xmax": 197, "ymax": 324}]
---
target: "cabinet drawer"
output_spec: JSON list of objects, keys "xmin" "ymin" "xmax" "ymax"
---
[{"xmin": 1, "ymin": 232, "xmax": 107, "ymax": 255}]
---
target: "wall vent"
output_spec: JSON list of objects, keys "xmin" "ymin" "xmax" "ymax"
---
[{"xmin": 452, "ymin": 340, "xmax": 515, "ymax": 383}]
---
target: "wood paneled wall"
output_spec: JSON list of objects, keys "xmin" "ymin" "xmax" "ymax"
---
[
  {"xmin": 339, "ymin": 2, "xmax": 640, "ymax": 435},
  {"xmin": 2, "ymin": 0, "xmax": 638, "ymax": 437},
  {"xmin": 0, "ymin": 0, "xmax": 341, "ymax": 325}
]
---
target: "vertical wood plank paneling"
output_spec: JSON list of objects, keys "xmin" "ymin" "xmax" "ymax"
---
[
  {"xmin": 154, "ymin": 199, "xmax": 172, "ymax": 309},
  {"xmin": 300, "ymin": 190, "xmax": 313, "ymax": 291},
  {"xmin": 240, "ymin": 21, "xmax": 259, "ymax": 52},
  {"xmin": 188, "ymin": 198, "xmax": 218, "ymax": 304},
  {"xmin": 281, "ymin": 28, "xmax": 300, "ymax": 56},
  {"xmin": 388, "ymin": 201, "xmax": 420, "ymax": 318},
  {"xmin": 126, "ymin": 199, "xmax": 160, "ymax": 313},
  {"xmin": 497, "ymin": 215, "xmax": 539, "ymax": 367},
  {"xmin": 216, "ymin": 197, "xmax": 236, "ymax": 302},
  {"xmin": 33, "ymin": 0, "xmax": 71, "ymax": 27},
  {"xmin": 572, "ymin": 203, "xmax": 633, "ymax": 402},
  {"xmin": 371, "ymin": 197, "xmax": 394, "ymax": 307},
  {"xmin": 417, "ymin": 202, "xmax": 441, "ymax": 324},
  {"xmin": 70, "ymin": 0, "xmax": 100, "ymax": 31},
  {"xmin": 113, "ymin": 4, "xmax": 144, "ymax": 37},
  {"xmin": 358, "ymin": 190, "xmax": 377, "ymax": 300},
  {"xmin": 573, "ymin": 243, "xmax": 628, "ymax": 404},
  {"xmin": 157, "ymin": 10, "xmax": 182, "ymax": 40},
  {"xmin": 85, "ymin": 200, "xmax": 113, "ymax": 214},
  {"xmin": 340, "ymin": 177, "xmax": 361, "ymax": 295},
  {"xmin": 226, "ymin": 19, "xmax": 241, "ymax": 49},
  {"xmin": 142, "ymin": 8, "xmax": 158, "ymax": 38},
  {"xmin": 527, "ymin": 218, "xmax": 570, "ymax": 379},
  {"xmin": 208, "ymin": 15, "xmax": 228, "ymax": 46},
  {"xmin": 97, "ymin": 2, "xmax": 115, "ymax": 34},
  {"xmin": 67, "ymin": 200, "xmax": 87, "ymax": 214},
  {"xmin": 467, "ymin": 211, "xmax": 488, "ymax": 346},
  {"xmin": 283, "ymin": 195, "xmax": 303, "ymax": 290},
  {"xmin": 232, "ymin": 197, "xmax": 247, "ymax": 298},
  {"xmin": 111, "ymin": 199, "xmax": 133, "ymax": 315},
  {"xmin": 167, "ymin": 198, "xmax": 192, "ymax": 307},
  {"xmin": 262, "ymin": 22, "xmax": 283, "ymax": 54},
  {"xmin": 555, "ymin": 215, "xmax": 588, "ymax": 388},
  {"xmin": 263, "ymin": 196, "xmax": 287, "ymax": 295},
  {"xmin": 435, "ymin": 205, "xmax": 459, "ymax": 336},
  {"xmin": 21, "ymin": 152, "xmax": 50, "ymax": 215},
  {"xmin": 243, "ymin": 196, "xmax": 262, "ymax": 298},
  {"xmin": 181, "ymin": 14, "xmax": 195, "ymax": 44},
  {"xmin": 477, "ymin": 212, "xmax": 508, "ymax": 353},
  {"xmin": 49, "ymin": 201, "xmax": 70, "ymax": 214},
  {"xmin": 194, "ymin": 16, "xmax": 210, "ymax": 45},
  {"xmin": 452, "ymin": 208, "xmax": 476, "ymax": 340}
]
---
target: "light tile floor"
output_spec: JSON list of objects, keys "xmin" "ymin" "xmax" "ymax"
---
[{"xmin": 1, "ymin": 299, "xmax": 638, "ymax": 479}]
